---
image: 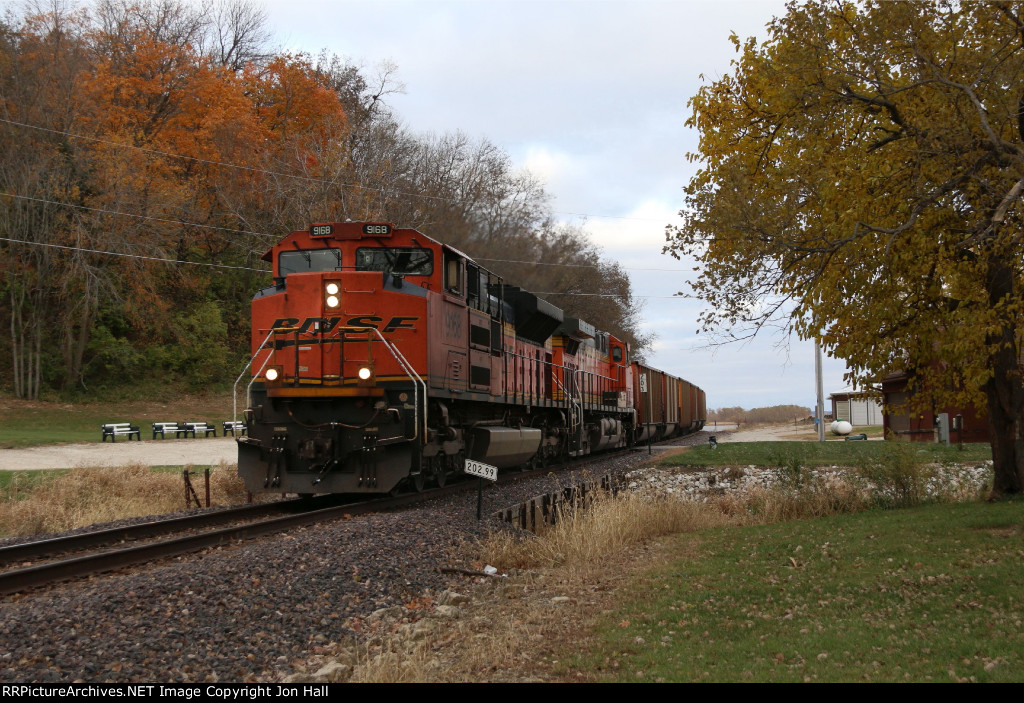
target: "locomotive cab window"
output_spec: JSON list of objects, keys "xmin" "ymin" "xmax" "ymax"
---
[
  {"xmin": 467, "ymin": 264, "xmax": 495, "ymax": 313},
  {"xmin": 279, "ymin": 248, "xmax": 341, "ymax": 276},
  {"xmin": 356, "ymin": 247, "xmax": 433, "ymax": 276},
  {"xmin": 612, "ymin": 346, "xmax": 623, "ymax": 363},
  {"xmin": 444, "ymin": 252, "xmax": 463, "ymax": 295}
]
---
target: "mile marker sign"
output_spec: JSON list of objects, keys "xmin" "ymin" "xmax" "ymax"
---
[
  {"xmin": 464, "ymin": 459, "xmax": 497, "ymax": 482},
  {"xmin": 465, "ymin": 459, "xmax": 497, "ymax": 521}
]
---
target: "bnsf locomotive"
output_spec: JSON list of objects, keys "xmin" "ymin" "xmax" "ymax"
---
[{"xmin": 237, "ymin": 221, "xmax": 706, "ymax": 495}]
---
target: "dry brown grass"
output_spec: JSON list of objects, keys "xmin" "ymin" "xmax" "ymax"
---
[
  {"xmin": 481, "ymin": 491, "xmax": 741, "ymax": 577},
  {"xmin": 0, "ymin": 462, "xmax": 251, "ymax": 537},
  {"xmin": 350, "ymin": 646, "xmax": 437, "ymax": 683},
  {"xmin": 478, "ymin": 473, "xmax": 873, "ymax": 578},
  {"xmin": 333, "ymin": 564, "xmax": 639, "ymax": 683},
  {"xmin": 720, "ymin": 474, "xmax": 869, "ymax": 522}
]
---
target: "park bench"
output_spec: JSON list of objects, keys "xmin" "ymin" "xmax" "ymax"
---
[
  {"xmin": 222, "ymin": 420, "xmax": 246, "ymax": 437},
  {"xmin": 101, "ymin": 423, "xmax": 140, "ymax": 442},
  {"xmin": 152, "ymin": 422, "xmax": 189, "ymax": 439},
  {"xmin": 183, "ymin": 421, "xmax": 217, "ymax": 438}
]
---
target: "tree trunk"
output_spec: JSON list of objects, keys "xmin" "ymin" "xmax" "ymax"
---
[
  {"xmin": 983, "ymin": 359, "xmax": 1024, "ymax": 496},
  {"xmin": 983, "ymin": 256, "xmax": 1024, "ymax": 496}
]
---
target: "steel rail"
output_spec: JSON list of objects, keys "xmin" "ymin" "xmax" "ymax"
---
[
  {"xmin": 0, "ymin": 499, "xmax": 308, "ymax": 567},
  {"xmin": 0, "ymin": 485, "xmax": 472, "ymax": 597}
]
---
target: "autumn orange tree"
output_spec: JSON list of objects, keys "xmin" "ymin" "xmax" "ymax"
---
[
  {"xmin": 0, "ymin": 3, "xmax": 352, "ymax": 395},
  {"xmin": 667, "ymin": 0, "xmax": 1024, "ymax": 494}
]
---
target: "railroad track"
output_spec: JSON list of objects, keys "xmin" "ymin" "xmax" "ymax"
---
[
  {"xmin": 0, "ymin": 437, "xmax": 705, "ymax": 596},
  {"xmin": 0, "ymin": 469, "xmax": 530, "ymax": 596},
  {"xmin": 0, "ymin": 495, "xmax": 400, "ymax": 597}
]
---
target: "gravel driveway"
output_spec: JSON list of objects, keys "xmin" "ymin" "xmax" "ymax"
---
[{"xmin": 0, "ymin": 438, "xmax": 240, "ymax": 471}]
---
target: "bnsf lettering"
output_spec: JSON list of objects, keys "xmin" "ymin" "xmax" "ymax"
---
[
  {"xmin": 347, "ymin": 316, "xmax": 419, "ymax": 333},
  {"xmin": 300, "ymin": 317, "xmax": 341, "ymax": 334},
  {"xmin": 383, "ymin": 316, "xmax": 417, "ymax": 333},
  {"xmin": 270, "ymin": 316, "xmax": 418, "ymax": 334},
  {"xmin": 272, "ymin": 317, "xmax": 342, "ymax": 333},
  {"xmin": 346, "ymin": 316, "xmax": 383, "ymax": 329}
]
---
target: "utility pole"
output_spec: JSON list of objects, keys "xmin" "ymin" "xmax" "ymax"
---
[{"xmin": 815, "ymin": 341, "xmax": 825, "ymax": 442}]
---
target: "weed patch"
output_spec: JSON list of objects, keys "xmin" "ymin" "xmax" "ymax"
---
[
  {"xmin": 480, "ymin": 492, "xmax": 742, "ymax": 576},
  {"xmin": 0, "ymin": 462, "xmax": 250, "ymax": 537}
]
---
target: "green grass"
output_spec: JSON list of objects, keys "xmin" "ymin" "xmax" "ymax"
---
[
  {"xmin": 0, "ymin": 393, "xmax": 238, "ymax": 448},
  {"xmin": 0, "ymin": 469, "xmax": 69, "ymax": 499},
  {"xmin": 580, "ymin": 499, "xmax": 1024, "ymax": 682},
  {"xmin": 663, "ymin": 441, "xmax": 992, "ymax": 469}
]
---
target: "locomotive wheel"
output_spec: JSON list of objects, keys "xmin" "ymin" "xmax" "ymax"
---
[{"xmin": 411, "ymin": 471, "xmax": 425, "ymax": 493}]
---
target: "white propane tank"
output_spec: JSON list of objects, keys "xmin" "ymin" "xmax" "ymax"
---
[{"xmin": 830, "ymin": 420, "xmax": 852, "ymax": 436}]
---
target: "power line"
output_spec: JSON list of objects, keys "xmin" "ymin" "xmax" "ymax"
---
[
  {"xmin": 0, "ymin": 236, "xmax": 269, "ymax": 273},
  {"xmin": 0, "ymin": 236, "xmax": 697, "ymax": 299},
  {"xmin": 474, "ymin": 256, "xmax": 687, "ymax": 272},
  {"xmin": 0, "ymin": 190, "xmax": 697, "ymax": 274},
  {"xmin": 533, "ymin": 292, "xmax": 693, "ymax": 299},
  {"xmin": 0, "ymin": 117, "xmax": 677, "ymax": 225},
  {"xmin": 0, "ymin": 191, "xmax": 279, "ymax": 240}
]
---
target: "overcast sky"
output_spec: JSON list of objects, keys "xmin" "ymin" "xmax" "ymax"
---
[{"xmin": 255, "ymin": 0, "xmax": 849, "ymax": 411}]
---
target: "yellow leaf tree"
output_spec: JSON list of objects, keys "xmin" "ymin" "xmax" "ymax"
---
[{"xmin": 667, "ymin": 0, "xmax": 1024, "ymax": 495}]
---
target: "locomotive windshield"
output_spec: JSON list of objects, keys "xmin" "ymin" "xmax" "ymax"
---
[
  {"xmin": 279, "ymin": 248, "xmax": 341, "ymax": 276},
  {"xmin": 356, "ymin": 247, "xmax": 433, "ymax": 276}
]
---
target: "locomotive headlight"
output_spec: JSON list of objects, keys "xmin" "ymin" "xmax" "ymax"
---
[
  {"xmin": 324, "ymin": 280, "xmax": 342, "ymax": 309},
  {"xmin": 356, "ymin": 365, "xmax": 375, "ymax": 386},
  {"xmin": 264, "ymin": 366, "xmax": 281, "ymax": 382}
]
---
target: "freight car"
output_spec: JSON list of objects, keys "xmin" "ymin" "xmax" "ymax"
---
[{"xmin": 236, "ymin": 221, "xmax": 705, "ymax": 495}]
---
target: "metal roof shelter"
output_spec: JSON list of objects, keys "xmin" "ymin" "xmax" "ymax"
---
[{"xmin": 829, "ymin": 387, "xmax": 884, "ymax": 427}]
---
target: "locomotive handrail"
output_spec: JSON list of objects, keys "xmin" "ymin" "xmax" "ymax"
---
[
  {"xmin": 551, "ymin": 372, "xmax": 582, "ymax": 434},
  {"xmin": 239, "ymin": 324, "xmax": 426, "ymax": 446},
  {"xmin": 504, "ymin": 348, "xmax": 622, "ymax": 385},
  {"xmin": 359, "ymin": 326, "xmax": 427, "ymax": 446},
  {"xmin": 321, "ymin": 324, "xmax": 426, "ymax": 445},
  {"xmin": 234, "ymin": 327, "xmax": 280, "ymax": 425}
]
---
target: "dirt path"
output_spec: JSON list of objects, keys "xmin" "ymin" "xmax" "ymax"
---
[
  {"xmin": 715, "ymin": 423, "xmax": 815, "ymax": 442},
  {"xmin": 714, "ymin": 423, "xmax": 881, "ymax": 442},
  {"xmin": 0, "ymin": 438, "xmax": 239, "ymax": 471}
]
